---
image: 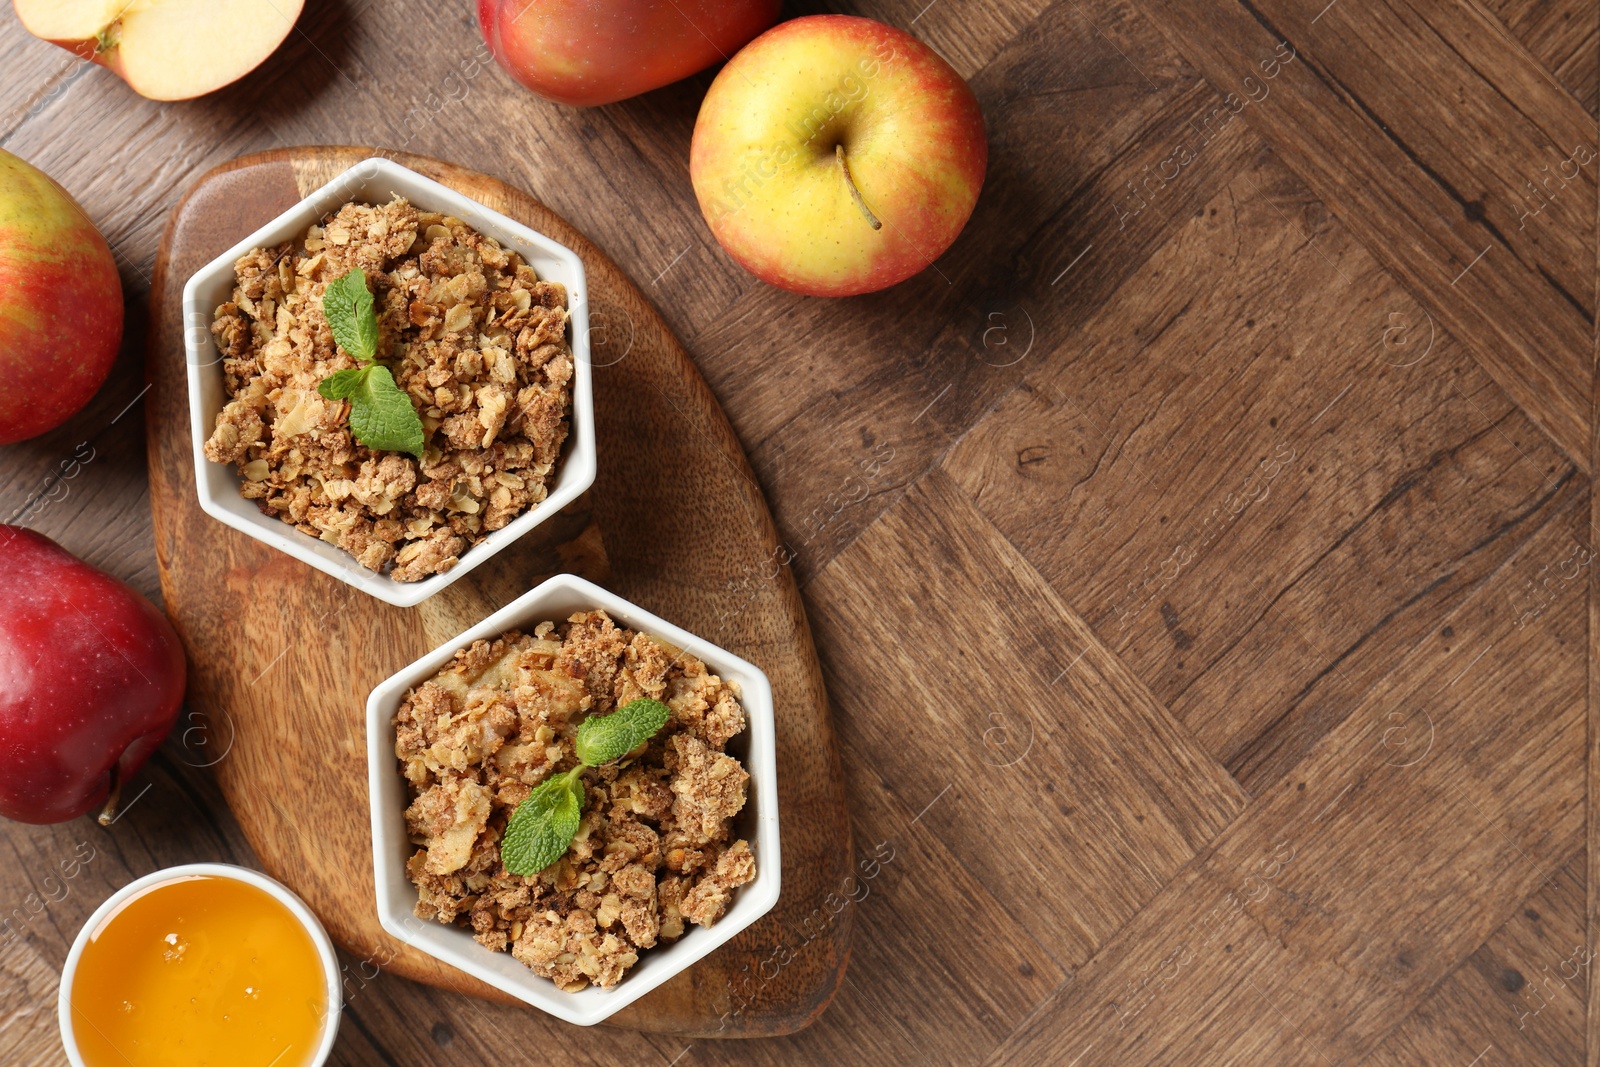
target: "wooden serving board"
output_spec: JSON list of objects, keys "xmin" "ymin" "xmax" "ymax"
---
[{"xmin": 144, "ymin": 147, "xmax": 852, "ymax": 1037}]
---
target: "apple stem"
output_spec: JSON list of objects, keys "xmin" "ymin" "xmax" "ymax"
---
[
  {"xmin": 94, "ymin": 23, "xmax": 121, "ymax": 56},
  {"xmin": 836, "ymin": 145, "xmax": 883, "ymax": 232},
  {"xmin": 97, "ymin": 763, "xmax": 122, "ymax": 827}
]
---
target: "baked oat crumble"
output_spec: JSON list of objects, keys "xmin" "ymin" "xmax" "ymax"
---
[
  {"xmin": 395, "ymin": 609, "xmax": 756, "ymax": 990},
  {"xmin": 202, "ymin": 197, "xmax": 574, "ymax": 582}
]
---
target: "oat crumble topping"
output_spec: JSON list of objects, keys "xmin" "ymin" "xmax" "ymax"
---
[
  {"xmin": 202, "ymin": 197, "xmax": 574, "ymax": 582},
  {"xmin": 395, "ymin": 609, "xmax": 756, "ymax": 990}
]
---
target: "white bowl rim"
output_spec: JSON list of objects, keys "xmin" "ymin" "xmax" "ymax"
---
[
  {"xmin": 57, "ymin": 861, "xmax": 344, "ymax": 1067},
  {"xmin": 365, "ymin": 572, "xmax": 781, "ymax": 1026},
  {"xmin": 181, "ymin": 155, "xmax": 597, "ymax": 608}
]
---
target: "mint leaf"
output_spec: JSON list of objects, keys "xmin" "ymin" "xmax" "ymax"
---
[
  {"xmin": 502, "ymin": 771, "xmax": 584, "ymax": 876},
  {"xmin": 322, "ymin": 268, "xmax": 379, "ymax": 362},
  {"xmin": 345, "ymin": 365, "xmax": 424, "ymax": 459},
  {"xmin": 575, "ymin": 698, "xmax": 673, "ymax": 767},
  {"xmin": 317, "ymin": 367, "xmax": 365, "ymax": 400}
]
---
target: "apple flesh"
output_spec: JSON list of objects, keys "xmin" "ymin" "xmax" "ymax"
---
[
  {"xmin": 477, "ymin": 0, "xmax": 780, "ymax": 107},
  {"xmin": 11, "ymin": 0, "xmax": 304, "ymax": 102},
  {"xmin": 0, "ymin": 527, "xmax": 185, "ymax": 824},
  {"xmin": 690, "ymin": 15, "xmax": 987, "ymax": 297},
  {"xmin": 0, "ymin": 150, "xmax": 122, "ymax": 445}
]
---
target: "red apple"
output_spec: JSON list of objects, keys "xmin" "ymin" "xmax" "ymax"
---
[
  {"xmin": 0, "ymin": 150, "xmax": 122, "ymax": 445},
  {"xmin": 11, "ymin": 0, "xmax": 305, "ymax": 102},
  {"xmin": 0, "ymin": 527, "xmax": 185, "ymax": 824},
  {"xmin": 477, "ymin": 0, "xmax": 779, "ymax": 107},
  {"xmin": 690, "ymin": 16, "xmax": 987, "ymax": 297}
]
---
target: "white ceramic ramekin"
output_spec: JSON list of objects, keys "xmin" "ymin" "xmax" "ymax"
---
[
  {"xmin": 182, "ymin": 156, "xmax": 596, "ymax": 607},
  {"xmin": 366, "ymin": 572, "xmax": 781, "ymax": 1026},
  {"xmin": 58, "ymin": 862, "xmax": 343, "ymax": 1067}
]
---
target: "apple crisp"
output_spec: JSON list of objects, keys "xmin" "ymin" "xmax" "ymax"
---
[
  {"xmin": 395, "ymin": 610, "xmax": 757, "ymax": 990},
  {"xmin": 202, "ymin": 197, "xmax": 573, "ymax": 582}
]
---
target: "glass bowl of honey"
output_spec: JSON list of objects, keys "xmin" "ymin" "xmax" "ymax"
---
[{"xmin": 58, "ymin": 863, "xmax": 342, "ymax": 1067}]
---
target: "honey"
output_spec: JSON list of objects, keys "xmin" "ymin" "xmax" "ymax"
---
[{"xmin": 70, "ymin": 874, "xmax": 329, "ymax": 1067}]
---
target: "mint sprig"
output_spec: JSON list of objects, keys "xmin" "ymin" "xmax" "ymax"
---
[
  {"xmin": 501, "ymin": 699, "xmax": 673, "ymax": 877},
  {"xmin": 316, "ymin": 268, "xmax": 424, "ymax": 459}
]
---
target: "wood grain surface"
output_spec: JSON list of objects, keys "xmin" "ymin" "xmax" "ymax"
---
[
  {"xmin": 142, "ymin": 147, "xmax": 851, "ymax": 1038},
  {"xmin": 1, "ymin": 0, "xmax": 1598, "ymax": 1063}
]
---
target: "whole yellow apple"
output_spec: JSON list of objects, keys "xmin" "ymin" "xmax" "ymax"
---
[
  {"xmin": 0, "ymin": 151, "xmax": 122, "ymax": 444},
  {"xmin": 690, "ymin": 15, "xmax": 987, "ymax": 297}
]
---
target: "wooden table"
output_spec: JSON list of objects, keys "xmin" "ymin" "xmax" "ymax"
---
[{"xmin": 1, "ymin": 0, "xmax": 1596, "ymax": 1063}]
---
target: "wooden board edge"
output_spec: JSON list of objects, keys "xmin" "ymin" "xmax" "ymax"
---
[{"xmin": 1587, "ymin": 132, "xmax": 1599, "ymax": 1067}]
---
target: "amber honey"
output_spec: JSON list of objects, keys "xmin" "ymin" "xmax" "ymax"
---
[{"xmin": 70, "ymin": 874, "xmax": 328, "ymax": 1067}]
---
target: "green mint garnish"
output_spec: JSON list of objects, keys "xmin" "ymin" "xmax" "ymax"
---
[
  {"xmin": 319, "ymin": 363, "xmax": 425, "ymax": 458},
  {"xmin": 575, "ymin": 698, "xmax": 672, "ymax": 766},
  {"xmin": 316, "ymin": 268, "xmax": 424, "ymax": 459},
  {"xmin": 501, "ymin": 698, "xmax": 673, "ymax": 877},
  {"xmin": 502, "ymin": 772, "xmax": 584, "ymax": 876},
  {"xmin": 322, "ymin": 267, "xmax": 379, "ymax": 361}
]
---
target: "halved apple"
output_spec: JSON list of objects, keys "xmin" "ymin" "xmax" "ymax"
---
[{"xmin": 12, "ymin": 0, "xmax": 305, "ymax": 102}]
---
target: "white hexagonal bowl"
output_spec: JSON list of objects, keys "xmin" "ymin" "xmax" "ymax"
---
[
  {"xmin": 182, "ymin": 157, "xmax": 596, "ymax": 607},
  {"xmin": 366, "ymin": 573, "xmax": 781, "ymax": 1026}
]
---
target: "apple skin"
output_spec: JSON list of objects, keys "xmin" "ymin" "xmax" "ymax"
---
[
  {"xmin": 0, "ymin": 151, "xmax": 122, "ymax": 445},
  {"xmin": 690, "ymin": 15, "xmax": 987, "ymax": 297},
  {"xmin": 477, "ymin": 0, "xmax": 779, "ymax": 107},
  {"xmin": 0, "ymin": 527, "xmax": 185, "ymax": 824}
]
